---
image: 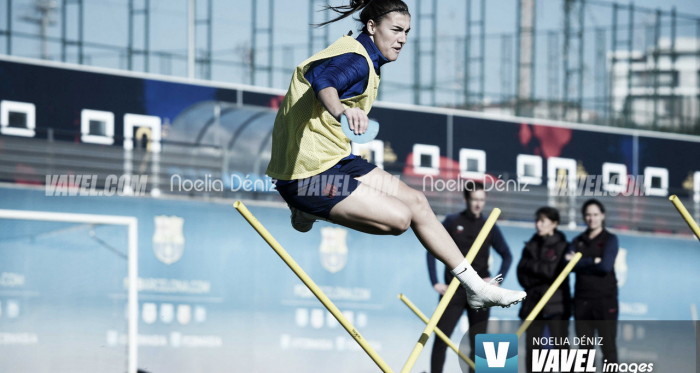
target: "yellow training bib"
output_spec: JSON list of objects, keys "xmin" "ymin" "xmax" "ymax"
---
[{"xmin": 266, "ymin": 35, "xmax": 380, "ymax": 180}]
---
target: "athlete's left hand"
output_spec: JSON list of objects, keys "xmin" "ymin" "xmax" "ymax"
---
[{"xmin": 342, "ymin": 107, "xmax": 369, "ymax": 135}]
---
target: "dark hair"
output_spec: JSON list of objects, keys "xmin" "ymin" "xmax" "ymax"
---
[
  {"xmin": 315, "ymin": 0, "xmax": 410, "ymax": 33},
  {"xmin": 581, "ymin": 199, "xmax": 606, "ymax": 216},
  {"xmin": 463, "ymin": 181, "xmax": 484, "ymax": 200},
  {"xmin": 535, "ymin": 207, "xmax": 560, "ymax": 224}
]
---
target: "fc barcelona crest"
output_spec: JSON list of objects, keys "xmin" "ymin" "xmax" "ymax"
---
[
  {"xmin": 153, "ymin": 215, "xmax": 185, "ymax": 265},
  {"xmin": 319, "ymin": 227, "xmax": 348, "ymax": 273}
]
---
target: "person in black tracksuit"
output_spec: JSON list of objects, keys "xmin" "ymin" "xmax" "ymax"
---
[
  {"xmin": 517, "ymin": 207, "xmax": 571, "ymax": 373},
  {"xmin": 427, "ymin": 182, "xmax": 513, "ymax": 373},
  {"xmin": 565, "ymin": 199, "xmax": 619, "ymax": 364}
]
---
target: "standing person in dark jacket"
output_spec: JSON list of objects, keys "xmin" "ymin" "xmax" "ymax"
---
[
  {"xmin": 565, "ymin": 199, "xmax": 619, "ymax": 364},
  {"xmin": 517, "ymin": 207, "xmax": 571, "ymax": 373},
  {"xmin": 427, "ymin": 182, "xmax": 513, "ymax": 373}
]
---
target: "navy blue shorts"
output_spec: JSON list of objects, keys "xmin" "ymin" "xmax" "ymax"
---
[{"xmin": 274, "ymin": 156, "xmax": 377, "ymax": 220}]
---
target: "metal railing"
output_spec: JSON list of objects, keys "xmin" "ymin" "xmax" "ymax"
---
[{"xmin": 1, "ymin": 133, "xmax": 697, "ymax": 235}]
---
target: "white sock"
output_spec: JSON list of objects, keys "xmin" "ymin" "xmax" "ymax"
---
[{"xmin": 450, "ymin": 258, "xmax": 485, "ymax": 292}]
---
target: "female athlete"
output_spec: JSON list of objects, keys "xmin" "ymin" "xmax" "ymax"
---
[{"xmin": 266, "ymin": 0, "xmax": 525, "ymax": 309}]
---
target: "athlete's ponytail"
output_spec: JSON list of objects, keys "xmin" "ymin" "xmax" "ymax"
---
[{"xmin": 314, "ymin": 0, "xmax": 410, "ymax": 33}]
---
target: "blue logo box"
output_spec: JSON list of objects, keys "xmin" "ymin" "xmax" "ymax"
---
[{"xmin": 475, "ymin": 334, "xmax": 518, "ymax": 373}]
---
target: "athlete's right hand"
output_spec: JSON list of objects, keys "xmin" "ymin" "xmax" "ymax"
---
[
  {"xmin": 342, "ymin": 107, "xmax": 368, "ymax": 135},
  {"xmin": 434, "ymin": 283, "xmax": 448, "ymax": 295}
]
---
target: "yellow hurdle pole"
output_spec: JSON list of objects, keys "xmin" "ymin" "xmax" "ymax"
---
[
  {"xmin": 515, "ymin": 253, "xmax": 582, "ymax": 338},
  {"xmin": 400, "ymin": 208, "xmax": 501, "ymax": 373},
  {"xmin": 234, "ymin": 201, "xmax": 394, "ymax": 373},
  {"xmin": 669, "ymin": 195, "xmax": 700, "ymax": 241},
  {"xmin": 398, "ymin": 294, "xmax": 476, "ymax": 371}
]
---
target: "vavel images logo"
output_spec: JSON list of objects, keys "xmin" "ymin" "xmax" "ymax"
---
[{"xmin": 475, "ymin": 334, "xmax": 518, "ymax": 373}]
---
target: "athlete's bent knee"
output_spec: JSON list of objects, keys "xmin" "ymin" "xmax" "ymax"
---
[
  {"xmin": 409, "ymin": 189, "xmax": 431, "ymax": 215},
  {"xmin": 414, "ymin": 190, "xmax": 429, "ymax": 207},
  {"xmin": 388, "ymin": 220, "xmax": 410, "ymax": 236},
  {"xmin": 387, "ymin": 209, "xmax": 411, "ymax": 236}
]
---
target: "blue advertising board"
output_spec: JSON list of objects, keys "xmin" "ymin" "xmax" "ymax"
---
[{"xmin": 2, "ymin": 57, "xmax": 700, "ymax": 192}]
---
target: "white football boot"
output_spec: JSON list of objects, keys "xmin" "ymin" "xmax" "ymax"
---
[{"xmin": 466, "ymin": 274, "xmax": 527, "ymax": 311}]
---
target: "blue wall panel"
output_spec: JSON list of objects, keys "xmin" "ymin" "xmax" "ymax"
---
[{"xmin": 0, "ymin": 187, "xmax": 698, "ymax": 372}]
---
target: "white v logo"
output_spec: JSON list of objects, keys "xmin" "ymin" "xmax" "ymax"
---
[{"xmin": 483, "ymin": 341, "xmax": 510, "ymax": 368}]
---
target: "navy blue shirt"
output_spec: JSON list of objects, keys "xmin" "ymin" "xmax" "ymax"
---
[
  {"xmin": 568, "ymin": 234, "xmax": 618, "ymax": 274},
  {"xmin": 304, "ymin": 32, "xmax": 389, "ymax": 99},
  {"xmin": 566, "ymin": 229, "xmax": 619, "ymax": 299}
]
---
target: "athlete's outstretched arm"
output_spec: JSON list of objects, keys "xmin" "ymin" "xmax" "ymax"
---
[{"xmin": 316, "ymin": 87, "xmax": 345, "ymax": 119}]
